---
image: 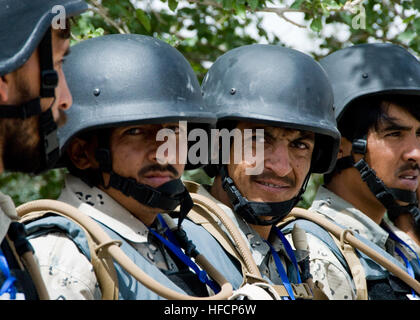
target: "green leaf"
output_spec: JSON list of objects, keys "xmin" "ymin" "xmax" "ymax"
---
[
  {"xmin": 290, "ymin": 0, "xmax": 305, "ymax": 9},
  {"xmin": 248, "ymin": 0, "xmax": 258, "ymax": 11},
  {"xmin": 310, "ymin": 17, "xmax": 323, "ymax": 32},
  {"xmin": 414, "ymin": 17, "xmax": 420, "ymax": 33},
  {"xmin": 403, "ymin": 14, "xmax": 416, "ymax": 24},
  {"xmin": 397, "ymin": 30, "xmax": 416, "ymax": 43},
  {"xmin": 414, "ymin": 0, "xmax": 420, "ymax": 10},
  {"xmin": 136, "ymin": 9, "xmax": 151, "ymax": 32},
  {"xmin": 223, "ymin": 0, "xmax": 233, "ymax": 10},
  {"xmin": 323, "ymin": 0, "xmax": 341, "ymax": 10},
  {"xmin": 168, "ymin": 0, "xmax": 178, "ymax": 11},
  {"xmin": 235, "ymin": 0, "xmax": 247, "ymax": 19}
]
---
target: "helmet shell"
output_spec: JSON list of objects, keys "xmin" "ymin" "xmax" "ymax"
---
[
  {"xmin": 0, "ymin": 0, "xmax": 87, "ymax": 75},
  {"xmin": 320, "ymin": 43, "xmax": 420, "ymax": 122}
]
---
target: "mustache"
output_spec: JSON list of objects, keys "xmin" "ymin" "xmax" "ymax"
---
[
  {"xmin": 250, "ymin": 171, "xmax": 295, "ymax": 187},
  {"xmin": 137, "ymin": 164, "xmax": 179, "ymax": 178},
  {"xmin": 397, "ymin": 162, "xmax": 420, "ymax": 174}
]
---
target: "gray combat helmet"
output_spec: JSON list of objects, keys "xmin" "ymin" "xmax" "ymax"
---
[
  {"xmin": 0, "ymin": 0, "xmax": 87, "ymax": 76},
  {"xmin": 0, "ymin": 0, "xmax": 88, "ymax": 173},
  {"xmin": 320, "ymin": 43, "xmax": 420, "ymax": 122},
  {"xmin": 201, "ymin": 44, "xmax": 340, "ymax": 225},
  {"xmin": 59, "ymin": 34, "xmax": 216, "ymax": 227},
  {"xmin": 320, "ymin": 43, "xmax": 420, "ymax": 226}
]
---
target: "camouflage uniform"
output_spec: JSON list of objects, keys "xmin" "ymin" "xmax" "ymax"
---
[
  {"xmin": 29, "ymin": 175, "xmax": 187, "ymax": 300},
  {"xmin": 306, "ymin": 185, "xmax": 419, "ymax": 300},
  {"xmin": 191, "ymin": 184, "xmax": 299, "ymax": 286}
]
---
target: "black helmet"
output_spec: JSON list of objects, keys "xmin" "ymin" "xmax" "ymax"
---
[
  {"xmin": 320, "ymin": 43, "xmax": 420, "ymax": 122},
  {"xmin": 201, "ymin": 44, "xmax": 340, "ymax": 225},
  {"xmin": 60, "ymin": 34, "xmax": 216, "ymax": 227},
  {"xmin": 320, "ymin": 43, "xmax": 420, "ymax": 226},
  {"xmin": 0, "ymin": 0, "xmax": 87, "ymax": 76},
  {"xmin": 0, "ymin": 0, "xmax": 88, "ymax": 173}
]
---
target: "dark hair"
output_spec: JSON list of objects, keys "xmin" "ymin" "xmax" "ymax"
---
[
  {"xmin": 324, "ymin": 94, "xmax": 420, "ymax": 183},
  {"xmin": 339, "ymin": 94, "xmax": 420, "ymax": 141}
]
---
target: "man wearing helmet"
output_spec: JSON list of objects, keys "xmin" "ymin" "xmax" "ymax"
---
[
  {"xmin": 285, "ymin": 43, "xmax": 420, "ymax": 300},
  {"xmin": 182, "ymin": 44, "xmax": 340, "ymax": 300},
  {"xmin": 0, "ymin": 0, "xmax": 87, "ymax": 300},
  {"xmin": 23, "ymin": 34, "xmax": 245, "ymax": 300}
]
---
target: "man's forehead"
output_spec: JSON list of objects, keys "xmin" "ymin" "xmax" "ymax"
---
[
  {"xmin": 377, "ymin": 102, "xmax": 420, "ymax": 129},
  {"xmin": 236, "ymin": 121, "xmax": 314, "ymax": 137}
]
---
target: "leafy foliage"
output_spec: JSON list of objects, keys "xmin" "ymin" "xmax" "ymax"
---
[{"xmin": 3, "ymin": 0, "xmax": 420, "ymax": 207}]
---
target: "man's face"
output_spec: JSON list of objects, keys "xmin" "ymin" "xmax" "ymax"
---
[
  {"xmin": 364, "ymin": 103, "xmax": 420, "ymax": 193},
  {"xmin": 226, "ymin": 122, "xmax": 315, "ymax": 203},
  {"xmin": 101, "ymin": 123, "xmax": 186, "ymax": 223},
  {"xmin": 1, "ymin": 29, "xmax": 71, "ymax": 172}
]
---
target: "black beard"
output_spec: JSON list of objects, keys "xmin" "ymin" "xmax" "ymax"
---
[{"xmin": 2, "ymin": 116, "xmax": 43, "ymax": 174}]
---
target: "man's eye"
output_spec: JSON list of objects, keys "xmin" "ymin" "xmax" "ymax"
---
[
  {"xmin": 291, "ymin": 141, "xmax": 309, "ymax": 149},
  {"xmin": 125, "ymin": 128, "xmax": 143, "ymax": 135},
  {"xmin": 385, "ymin": 131, "xmax": 401, "ymax": 137}
]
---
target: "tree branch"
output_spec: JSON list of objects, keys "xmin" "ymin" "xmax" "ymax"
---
[{"xmin": 88, "ymin": 0, "xmax": 127, "ymax": 34}]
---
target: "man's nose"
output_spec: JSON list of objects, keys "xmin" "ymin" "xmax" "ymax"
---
[{"xmin": 264, "ymin": 143, "xmax": 293, "ymax": 177}]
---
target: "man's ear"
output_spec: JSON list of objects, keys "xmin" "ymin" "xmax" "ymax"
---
[
  {"xmin": 67, "ymin": 137, "xmax": 98, "ymax": 170},
  {"xmin": 0, "ymin": 75, "xmax": 9, "ymax": 103},
  {"xmin": 337, "ymin": 136, "xmax": 353, "ymax": 159}
]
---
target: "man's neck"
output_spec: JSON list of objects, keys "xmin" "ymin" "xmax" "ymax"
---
[
  {"xmin": 210, "ymin": 176, "xmax": 272, "ymax": 240},
  {"xmin": 326, "ymin": 169, "xmax": 386, "ymax": 224},
  {"xmin": 394, "ymin": 213, "xmax": 420, "ymax": 248}
]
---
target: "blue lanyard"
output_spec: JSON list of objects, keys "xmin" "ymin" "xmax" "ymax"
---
[
  {"xmin": 264, "ymin": 227, "xmax": 303, "ymax": 300},
  {"xmin": 273, "ymin": 226, "xmax": 302, "ymax": 284},
  {"xmin": 0, "ymin": 249, "xmax": 17, "ymax": 299},
  {"xmin": 265, "ymin": 240, "xmax": 295, "ymax": 300},
  {"xmin": 383, "ymin": 225, "xmax": 420, "ymax": 298},
  {"xmin": 149, "ymin": 215, "xmax": 220, "ymax": 293}
]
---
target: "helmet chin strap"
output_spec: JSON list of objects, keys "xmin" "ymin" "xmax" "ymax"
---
[
  {"xmin": 94, "ymin": 142, "xmax": 193, "ymax": 229},
  {"xmin": 335, "ymin": 137, "xmax": 420, "ymax": 228},
  {"xmin": 0, "ymin": 28, "xmax": 60, "ymax": 173},
  {"xmin": 219, "ymin": 165, "xmax": 309, "ymax": 226}
]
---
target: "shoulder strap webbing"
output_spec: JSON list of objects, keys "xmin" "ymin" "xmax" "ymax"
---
[
  {"xmin": 280, "ymin": 216, "xmax": 367, "ymax": 300},
  {"xmin": 19, "ymin": 210, "xmax": 119, "ymax": 300},
  {"xmin": 4, "ymin": 222, "xmax": 49, "ymax": 300},
  {"xmin": 187, "ymin": 202, "xmax": 262, "ymax": 286},
  {"xmin": 183, "ymin": 182, "xmax": 313, "ymax": 299},
  {"xmin": 290, "ymin": 207, "xmax": 420, "ymax": 296},
  {"xmin": 330, "ymin": 232, "xmax": 368, "ymax": 300}
]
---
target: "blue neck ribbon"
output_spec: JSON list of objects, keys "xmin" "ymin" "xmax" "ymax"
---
[
  {"xmin": 149, "ymin": 215, "xmax": 220, "ymax": 293},
  {"xmin": 0, "ymin": 249, "xmax": 17, "ymax": 299},
  {"xmin": 264, "ymin": 226, "xmax": 302, "ymax": 300},
  {"xmin": 383, "ymin": 224, "xmax": 420, "ymax": 298}
]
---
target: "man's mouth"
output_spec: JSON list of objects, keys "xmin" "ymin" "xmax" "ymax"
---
[
  {"xmin": 397, "ymin": 170, "xmax": 419, "ymax": 190},
  {"xmin": 254, "ymin": 179, "xmax": 291, "ymax": 190},
  {"xmin": 142, "ymin": 172, "xmax": 174, "ymax": 187}
]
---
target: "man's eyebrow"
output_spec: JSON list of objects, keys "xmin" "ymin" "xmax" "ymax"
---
[
  {"xmin": 296, "ymin": 131, "xmax": 315, "ymax": 140},
  {"xmin": 378, "ymin": 117, "xmax": 411, "ymax": 132}
]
